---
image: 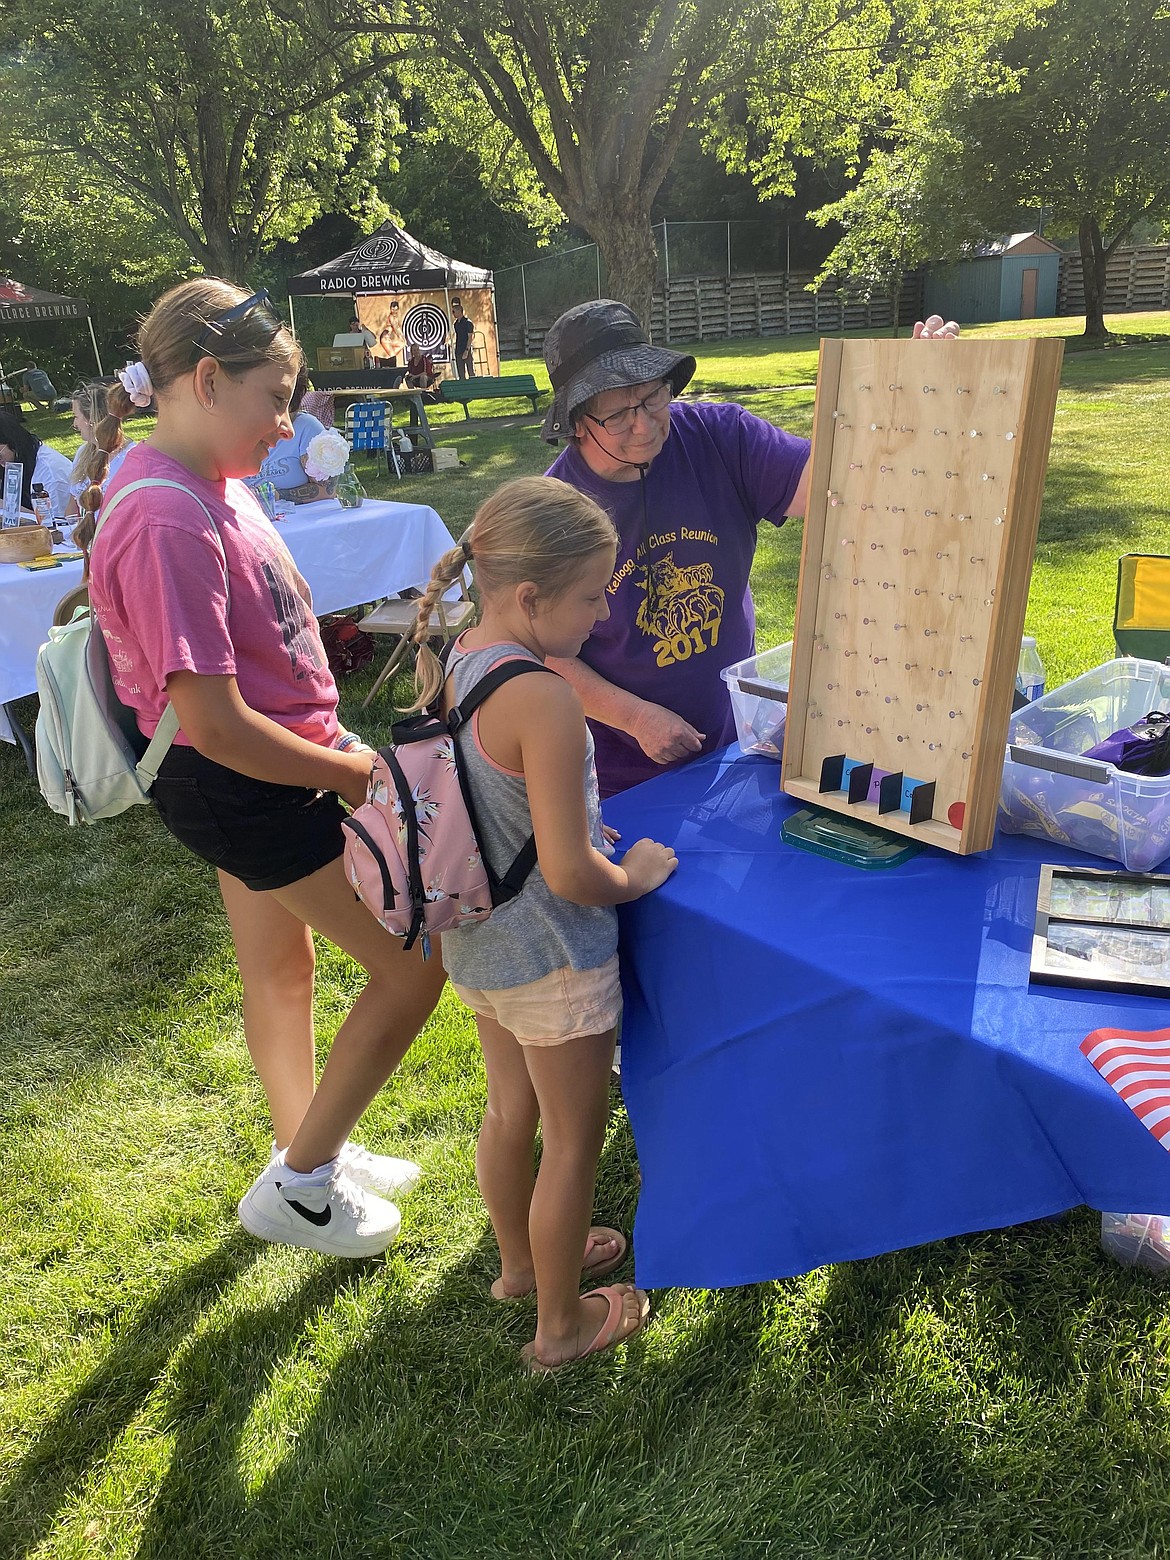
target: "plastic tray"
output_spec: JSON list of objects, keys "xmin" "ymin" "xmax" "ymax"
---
[{"xmin": 999, "ymin": 658, "xmax": 1170, "ymax": 872}]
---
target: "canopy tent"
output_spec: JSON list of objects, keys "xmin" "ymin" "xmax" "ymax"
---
[
  {"xmin": 288, "ymin": 223, "xmax": 498, "ymax": 375},
  {"xmin": 0, "ymin": 278, "xmax": 104, "ymax": 382}
]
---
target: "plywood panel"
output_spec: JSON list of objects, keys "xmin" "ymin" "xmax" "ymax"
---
[{"xmin": 781, "ymin": 336, "xmax": 1064, "ymax": 854}]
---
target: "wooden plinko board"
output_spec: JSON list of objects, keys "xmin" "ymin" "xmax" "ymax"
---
[{"xmin": 781, "ymin": 337, "xmax": 1064, "ymax": 854}]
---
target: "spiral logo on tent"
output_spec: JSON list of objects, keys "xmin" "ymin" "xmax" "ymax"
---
[
  {"xmin": 352, "ymin": 237, "xmax": 400, "ymax": 265},
  {"xmin": 403, "ymin": 303, "xmax": 448, "ymax": 351}
]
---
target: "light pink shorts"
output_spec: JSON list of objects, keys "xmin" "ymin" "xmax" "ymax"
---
[{"xmin": 451, "ymin": 953, "xmax": 622, "ymax": 1047}]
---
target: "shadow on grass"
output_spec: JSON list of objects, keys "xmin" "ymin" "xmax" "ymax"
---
[
  {"xmin": 0, "ymin": 1237, "xmax": 264, "ymax": 1559},
  {"xmin": 103, "ymin": 1214, "xmax": 1162, "ymax": 1559},
  {"xmin": 1038, "ymin": 459, "xmax": 1170, "ymax": 554},
  {"xmin": 8, "ymin": 1187, "xmax": 1169, "ymax": 1558},
  {"xmin": 1060, "ymin": 337, "xmax": 1170, "ymax": 376}
]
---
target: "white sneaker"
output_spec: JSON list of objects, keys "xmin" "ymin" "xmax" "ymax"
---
[
  {"xmin": 238, "ymin": 1163, "xmax": 401, "ymax": 1257},
  {"xmin": 268, "ymin": 1140, "xmax": 422, "ymax": 1200},
  {"xmin": 339, "ymin": 1141, "xmax": 422, "ymax": 1200}
]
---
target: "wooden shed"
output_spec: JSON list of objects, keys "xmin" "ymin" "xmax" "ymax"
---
[{"xmin": 923, "ymin": 233, "xmax": 1062, "ymax": 324}]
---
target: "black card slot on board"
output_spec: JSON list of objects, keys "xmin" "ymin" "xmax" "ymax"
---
[
  {"xmin": 878, "ymin": 771, "xmax": 905, "ymax": 814},
  {"xmin": 819, "ymin": 754, "xmax": 846, "ymax": 793},
  {"xmin": 848, "ymin": 763, "xmax": 874, "ymax": 805},
  {"xmin": 908, "ymin": 780, "xmax": 936, "ymax": 826}
]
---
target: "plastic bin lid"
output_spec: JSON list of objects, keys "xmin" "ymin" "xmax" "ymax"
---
[{"xmin": 781, "ymin": 807, "xmax": 921, "ymax": 869}]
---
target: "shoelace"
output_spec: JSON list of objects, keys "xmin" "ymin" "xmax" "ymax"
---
[
  {"xmin": 339, "ymin": 1142, "xmax": 374, "ymax": 1175},
  {"xmin": 327, "ymin": 1169, "xmax": 368, "ymax": 1221}
]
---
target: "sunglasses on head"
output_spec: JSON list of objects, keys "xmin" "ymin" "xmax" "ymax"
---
[{"xmin": 191, "ymin": 289, "xmax": 279, "ymax": 360}]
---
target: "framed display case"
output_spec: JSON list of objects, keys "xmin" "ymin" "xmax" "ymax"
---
[{"xmin": 1030, "ymin": 863, "xmax": 1170, "ymax": 998}]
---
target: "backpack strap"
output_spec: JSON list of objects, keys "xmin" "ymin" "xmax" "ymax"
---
[
  {"xmin": 94, "ymin": 476, "xmax": 230, "ymax": 783},
  {"xmin": 383, "ymin": 743, "xmax": 429, "ymax": 952},
  {"xmin": 446, "ymin": 658, "xmax": 555, "ymax": 906}
]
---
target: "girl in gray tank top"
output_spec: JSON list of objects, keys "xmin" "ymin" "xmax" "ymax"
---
[
  {"xmin": 442, "ymin": 636, "xmax": 616, "ymax": 989},
  {"xmin": 404, "ymin": 476, "xmax": 677, "ymax": 1370}
]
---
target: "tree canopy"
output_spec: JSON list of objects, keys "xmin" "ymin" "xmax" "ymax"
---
[
  {"xmin": 0, "ymin": 0, "xmax": 400, "ymax": 284},
  {"xmin": 318, "ymin": 0, "xmax": 1038, "ymax": 320},
  {"xmin": 816, "ymin": 0, "xmax": 1170, "ymax": 338}
]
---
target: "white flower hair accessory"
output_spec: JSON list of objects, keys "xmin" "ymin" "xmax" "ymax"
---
[
  {"xmin": 117, "ymin": 360, "xmax": 154, "ymax": 407},
  {"xmin": 303, "ymin": 428, "xmax": 350, "ymax": 481}
]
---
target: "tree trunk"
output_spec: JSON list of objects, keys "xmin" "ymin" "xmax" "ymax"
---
[
  {"xmin": 579, "ymin": 206, "xmax": 660, "ymax": 331},
  {"xmin": 1078, "ymin": 214, "xmax": 1110, "ymax": 341}
]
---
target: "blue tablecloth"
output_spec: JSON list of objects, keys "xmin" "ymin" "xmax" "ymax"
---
[{"xmin": 605, "ymin": 747, "xmax": 1170, "ymax": 1290}]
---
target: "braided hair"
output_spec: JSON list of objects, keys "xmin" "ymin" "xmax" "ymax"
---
[
  {"xmin": 406, "ymin": 475, "xmax": 617, "ymax": 710},
  {"xmin": 75, "ymin": 381, "xmax": 133, "ymax": 558}
]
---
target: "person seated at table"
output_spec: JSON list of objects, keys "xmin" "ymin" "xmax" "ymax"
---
[
  {"xmin": 403, "ymin": 344, "xmax": 437, "ymax": 391},
  {"xmin": 65, "ymin": 379, "xmax": 139, "ymax": 522},
  {"xmin": 406, "ymin": 474, "xmax": 677, "ymax": 1368},
  {"xmin": 540, "ymin": 300, "xmax": 960, "ymax": 797},
  {"xmin": 0, "ymin": 410, "xmax": 73, "ymax": 520},
  {"xmin": 245, "ymin": 366, "xmax": 329, "ymax": 502},
  {"xmin": 298, "ymin": 389, "xmax": 335, "ymax": 429}
]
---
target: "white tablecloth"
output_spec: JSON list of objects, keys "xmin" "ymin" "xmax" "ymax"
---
[{"xmin": 0, "ymin": 496, "xmax": 458, "ymax": 743}]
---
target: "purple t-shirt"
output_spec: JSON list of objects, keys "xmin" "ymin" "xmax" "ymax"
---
[{"xmin": 546, "ymin": 400, "xmax": 809, "ymax": 795}]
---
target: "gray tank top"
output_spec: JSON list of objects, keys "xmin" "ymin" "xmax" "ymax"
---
[{"xmin": 439, "ymin": 637, "xmax": 617, "ymax": 990}]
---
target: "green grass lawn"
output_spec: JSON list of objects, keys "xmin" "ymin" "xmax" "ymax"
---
[{"xmin": 3, "ymin": 316, "xmax": 1170, "ymax": 1559}]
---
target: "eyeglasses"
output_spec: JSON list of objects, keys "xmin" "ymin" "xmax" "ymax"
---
[
  {"xmin": 583, "ymin": 380, "xmax": 672, "ymax": 435},
  {"xmin": 191, "ymin": 289, "xmax": 278, "ymax": 359}
]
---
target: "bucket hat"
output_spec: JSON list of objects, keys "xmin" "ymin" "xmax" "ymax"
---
[{"xmin": 541, "ymin": 299, "xmax": 696, "ymax": 443}]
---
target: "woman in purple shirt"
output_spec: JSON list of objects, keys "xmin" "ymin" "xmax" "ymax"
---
[{"xmin": 542, "ymin": 299, "xmax": 957, "ymax": 797}]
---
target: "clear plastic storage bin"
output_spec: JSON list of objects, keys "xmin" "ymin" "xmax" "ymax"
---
[
  {"xmin": 720, "ymin": 642, "xmax": 792, "ymax": 759},
  {"xmin": 999, "ymin": 658, "xmax": 1170, "ymax": 871},
  {"xmin": 1100, "ymin": 1211, "xmax": 1170, "ymax": 1272}
]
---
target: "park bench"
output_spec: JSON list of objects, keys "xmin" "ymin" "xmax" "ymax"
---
[{"xmin": 438, "ymin": 374, "xmax": 546, "ymax": 419}]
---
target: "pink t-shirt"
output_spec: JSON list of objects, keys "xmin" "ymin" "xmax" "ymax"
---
[{"xmin": 89, "ymin": 444, "xmax": 340, "ymax": 747}]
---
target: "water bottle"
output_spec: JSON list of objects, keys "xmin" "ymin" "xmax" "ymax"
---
[
  {"xmin": 30, "ymin": 483, "xmax": 52, "ymax": 529},
  {"xmin": 1016, "ymin": 636, "xmax": 1046, "ymax": 704},
  {"xmin": 253, "ymin": 480, "xmax": 280, "ymax": 520}
]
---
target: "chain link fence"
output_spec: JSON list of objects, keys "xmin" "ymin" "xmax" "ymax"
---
[{"xmin": 495, "ymin": 221, "xmax": 915, "ymax": 355}]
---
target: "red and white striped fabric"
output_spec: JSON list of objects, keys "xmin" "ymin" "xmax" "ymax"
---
[{"xmin": 1081, "ymin": 1027, "xmax": 1170, "ymax": 1147}]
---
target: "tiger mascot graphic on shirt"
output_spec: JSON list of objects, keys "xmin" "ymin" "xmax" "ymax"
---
[{"xmin": 635, "ymin": 553, "xmax": 725, "ymax": 666}]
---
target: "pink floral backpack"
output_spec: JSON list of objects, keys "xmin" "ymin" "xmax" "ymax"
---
[{"xmin": 342, "ymin": 659, "xmax": 552, "ymax": 957}]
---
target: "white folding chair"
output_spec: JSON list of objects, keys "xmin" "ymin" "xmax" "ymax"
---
[{"xmin": 360, "ymin": 576, "xmax": 476, "ymax": 709}]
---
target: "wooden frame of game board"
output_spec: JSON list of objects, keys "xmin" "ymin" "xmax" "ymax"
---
[{"xmin": 781, "ymin": 336, "xmax": 1064, "ymax": 855}]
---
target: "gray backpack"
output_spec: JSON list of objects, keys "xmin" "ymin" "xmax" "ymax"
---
[{"xmin": 35, "ymin": 476, "xmax": 225, "ymax": 825}]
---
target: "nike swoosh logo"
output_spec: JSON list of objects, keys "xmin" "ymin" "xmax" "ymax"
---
[{"xmin": 277, "ymin": 1188, "xmax": 333, "ymax": 1227}]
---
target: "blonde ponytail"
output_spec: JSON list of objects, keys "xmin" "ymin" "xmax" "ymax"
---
[
  {"xmin": 75, "ymin": 381, "xmax": 133, "ymax": 561},
  {"xmin": 399, "ymin": 476, "xmax": 616, "ymax": 712},
  {"xmin": 405, "ymin": 537, "xmax": 476, "ymax": 711}
]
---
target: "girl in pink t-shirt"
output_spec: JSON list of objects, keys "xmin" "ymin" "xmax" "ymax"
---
[{"xmin": 88, "ymin": 278, "xmax": 445, "ymax": 1258}]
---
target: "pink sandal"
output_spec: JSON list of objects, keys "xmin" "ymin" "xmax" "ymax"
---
[
  {"xmin": 491, "ymin": 1227, "xmax": 628, "ymax": 1301},
  {"xmin": 524, "ymin": 1284, "xmax": 651, "ymax": 1372}
]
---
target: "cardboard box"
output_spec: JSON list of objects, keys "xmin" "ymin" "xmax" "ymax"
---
[
  {"xmin": 316, "ymin": 346, "xmax": 366, "ymax": 371},
  {"xmin": 431, "ymin": 447, "xmax": 459, "ymax": 471}
]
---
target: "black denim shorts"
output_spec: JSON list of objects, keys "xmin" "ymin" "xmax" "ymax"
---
[{"xmin": 152, "ymin": 745, "xmax": 347, "ymax": 892}]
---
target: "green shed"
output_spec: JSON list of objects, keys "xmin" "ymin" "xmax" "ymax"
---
[{"xmin": 923, "ymin": 233, "xmax": 1061, "ymax": 324}]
